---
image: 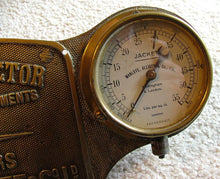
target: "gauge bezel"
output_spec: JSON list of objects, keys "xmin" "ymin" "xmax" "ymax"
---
[{"xmin": 80, "ymin": 7, "xmax": 212, "ymax": 138}]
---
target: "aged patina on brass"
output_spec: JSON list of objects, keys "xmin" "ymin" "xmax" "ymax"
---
[{"xmin": 0, "ymin": 7, "xmax": 212, "ymax": 179}]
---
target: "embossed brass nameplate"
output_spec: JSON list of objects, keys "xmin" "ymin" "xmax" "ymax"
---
[{"xmin": 0, "ymin": 40, "xmax": 86, "ymax": 178}]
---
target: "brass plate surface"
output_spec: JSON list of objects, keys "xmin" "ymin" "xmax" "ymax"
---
[{"xmin": 0, "ymin": 39, "xmax": 86, "ymax": 178}]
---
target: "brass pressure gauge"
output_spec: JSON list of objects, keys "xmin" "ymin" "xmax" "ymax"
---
[{"xmin": 80, "ymin": 7, "xmax": 212, "ymax": 157}]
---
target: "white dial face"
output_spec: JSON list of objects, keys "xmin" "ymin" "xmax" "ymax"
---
[{"xmin": 93, "ymin": 18, "xmax": 209, "ymax": 135}]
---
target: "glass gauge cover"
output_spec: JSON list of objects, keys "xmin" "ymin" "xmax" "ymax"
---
[{"xmin": 80, "ymin": 7, "xmax": 212, "ymax": 137}]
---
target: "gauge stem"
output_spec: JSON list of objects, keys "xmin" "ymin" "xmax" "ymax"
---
[{"xmin": 151, "ymin": 136, "xmax": 169, "ymax": 159}]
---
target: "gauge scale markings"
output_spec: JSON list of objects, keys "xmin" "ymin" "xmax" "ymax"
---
[
  {"xmin": 79, "ymin": 8, "xmax": 211, "ymax": 160},
  {"xmin": 103, "ymin": 28, "xmax": 196, "ymax": 112}
]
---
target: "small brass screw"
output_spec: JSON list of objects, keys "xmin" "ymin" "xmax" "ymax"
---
[{"xmin": 95, "ymin": 112, "xmax": 106, "ymax": 121}]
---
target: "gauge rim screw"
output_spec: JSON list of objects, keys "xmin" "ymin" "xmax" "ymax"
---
[{"xmin": 95, "ymin": 111, "xmax": 106, "ymax": 121}]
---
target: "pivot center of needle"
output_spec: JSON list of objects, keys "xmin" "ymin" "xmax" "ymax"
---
[
  {"xmin": 147, "ymin": 70, "xmax": 156, "ymax": 80},
  {"xmin": 126, "ymin": 69, "xmax": 157, "ymax": 118}
]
